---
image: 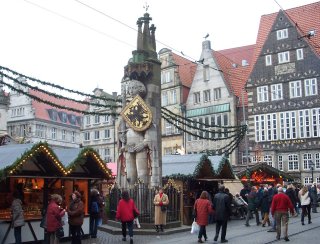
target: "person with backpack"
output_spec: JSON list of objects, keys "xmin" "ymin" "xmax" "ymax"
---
[{"xmin": 89, "ymin": 189, "xmax": 102, "ymax": 239}]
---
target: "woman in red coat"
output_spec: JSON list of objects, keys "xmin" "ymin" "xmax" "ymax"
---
[
  {"xmin": 194, "ymin": 191, "xmax": 213, "ymax": 243},
  {"xmin": 46, "ymin": 194, "xmax": 65, "ymax": 244},
  {"xmin": 116, "ymin": 190, "xmax": 139, "ymax": 244}
]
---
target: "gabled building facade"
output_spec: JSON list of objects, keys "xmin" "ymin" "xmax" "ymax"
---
[
  {"xmin": 246, "ymin": 2, "xmax": 320, "ymax": 184},
  {"xmin": 159, "ymin": 48, "xmax": 196, "ymax": 156},
  {"xmin": 6, "ymin": 77, "xmax": 85, "ymax": 148},
  {"xmin": 185, "ymin": 40, "xmax": 254, "ymax": 165}
]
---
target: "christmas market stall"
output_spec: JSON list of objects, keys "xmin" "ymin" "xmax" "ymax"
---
[
  {"xmin": 162, "ymin": 154, "xmax": 242, "ymax": 225},
  {"xmin": 0, "ymin": 142, "xmax": 112, "ymax": 243},
  {"xmin": 236, "ymin": 162, "xmax": 295, "ymax": 186}
]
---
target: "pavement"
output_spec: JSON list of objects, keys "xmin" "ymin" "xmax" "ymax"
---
[{"xmin": 63, "ymin": 211, "xmax": 320, "ymax": 244}]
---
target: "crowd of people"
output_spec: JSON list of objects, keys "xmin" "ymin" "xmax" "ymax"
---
[{"xmin": 192, "ymin": 182, "xmax": 320, "ymax": 243}]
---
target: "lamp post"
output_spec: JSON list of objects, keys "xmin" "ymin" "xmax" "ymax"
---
[
  {"xmin": 309, "ymin": 160, "xmax": 315, "ymax": 184},
  {"xmin": 112, "ymin": 92, "xmax": 118, "ymax": 162}
]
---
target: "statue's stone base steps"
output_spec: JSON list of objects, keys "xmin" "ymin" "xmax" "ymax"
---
[{"xmin": 98, "ymin": 220, "xmax": 190, "ymax": 235}]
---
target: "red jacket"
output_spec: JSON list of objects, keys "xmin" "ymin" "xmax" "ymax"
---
[
  {"xmin": 271, "ymin": 193, "xmax": 294, "ymax": 216},
  {"xmin": 194, "ymin": 199, "xmax": 213, "ymax": 226},
  {"xmin": 116, "ymin": 199, "xmax": 139, "ymax": 222},
  {"xmin": 46, "ymin": 200, "xmax": 65, "ymax": 232}
]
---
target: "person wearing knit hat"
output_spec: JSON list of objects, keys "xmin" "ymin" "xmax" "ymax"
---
[{"xmin": 67, "ymin": 191, "xmax": 84, "ymax": 243}]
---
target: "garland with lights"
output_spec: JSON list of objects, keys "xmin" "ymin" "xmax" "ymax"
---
[
  {"xmin": 163, "ymin": 174, "xmax": 195, "ymax": 181},
  {"xmin": 0, "ymin": 65, "xmax": 122, "ymax": 102},
  {"xmin": 0, "ymin": 142, "xmax": 113, "ymax": 180},
  {"xmin": 0, "ymin": 72, "xmax": 121, "ymax": 109},
  {"xmin": 0, "ymin": 78, "xmax": 120, "ymax": 116},
  {"xmin": 161, "ymin": 109, "xmax": 243, "ymax": 138},
  {"xmin": 161, "ymin": 111, "xmax": 244, "ymax": 141},
  {"xmin": 162, "ymin": 106, "xmax": 246, "ymax": 129}
]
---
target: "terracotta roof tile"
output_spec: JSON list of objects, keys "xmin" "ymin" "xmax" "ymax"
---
[
  {"xmin": 172, "ymin": 53, "xmax": 197, "ymax": 88},
  {"xmin": 214, "ymin": 45, "xmax": 255, "ymax": 106},
  {"xmin": 30, "ymin": 89, "xmax": 87, "ymax": 126}
]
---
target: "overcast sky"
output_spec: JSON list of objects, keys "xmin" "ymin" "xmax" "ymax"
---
[{"xmin": 0, "ymin": 0, "xmax": 317, "ymax": 97}]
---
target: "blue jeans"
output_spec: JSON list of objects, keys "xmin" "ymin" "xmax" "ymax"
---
[
  {"xmin": 14, "ymin": 226, "xmax": 22, "ymax": 244},
  {"xmin": 198, "ymin": 225, "xmax": 207, "ymax": 240},
  {"xmin": 89, "ymin": 215, "xmax": 99, "ymax": 238},
  {"xmin": 121, "ymin": 221, "xmax": 133, "ymax": 238}
]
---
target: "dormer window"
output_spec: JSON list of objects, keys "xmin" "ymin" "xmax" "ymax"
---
[
  {"xmin": 68, "ymin": 114, "xmax": 77, "ymax": 125},
  {"xmin": 48, "ymin": 109, "xmax": 58, "ymax": 121},
  {"xmin": 58, "ymin": 112, "xmax": 68, "ymax": 123},
  {"xmin": 277, "ymin": 28, "xmax": 288, "ymax": 40}
]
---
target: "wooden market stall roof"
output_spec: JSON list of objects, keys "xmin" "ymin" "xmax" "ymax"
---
[
  {"xmin": 236, "ymin": 162, "xmax": 295, "ymax": 184},
  {"xmin": 0, "ymin": 142, "xmax": 113, "ymax": 180},
  {"xmin": 162, "ymin": 154, "xmax": 236, "ymax": 180}
]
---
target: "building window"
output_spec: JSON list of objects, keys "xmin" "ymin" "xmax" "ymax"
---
[
  {"xmin": 278, "ymin": 155, "xmax": 283, "ymax": 171},
  {"xmin": 84, "ymin": 132, "xmax": 90, "ymax": 141},
  {"xmin": 71, "ymin": 131, "xmax": 75, "ymax": 142},
  {"xmin": 257, "ymin": 86, "xmax": 268, "ymax": 102},
  {"xmin": 161, "ymin": 70, "xmax": 173, "ymax": 84},
  {"xmin": 297, "ymin": 48, "xmax": 304, "ymax": 60},
  {"xmin": 289, "ymin": 81, "xmax": 301, "ymax": 98},
  {"xmin": 51, "ymin": 128, "xmax": 57, "ymax": 139},
  {"xmin": 103, "ymin": 148, "xmax": 110, "ymax": 162},
  {"xmin": 317, "ymin": 177, "xmax": 320, "ymax": 184},
  {"xmin": 94, "ymin": 115, "xmax": 100, "ymax": 124},
  {"xmin": 264, "ymin": 155, "xmax": 273, "ymax": 167},
  {"xmin": 35, "ymin": 124, "xmax": 45, "ymax": 138},
  {"xmin": 162, "ymin": 91, "xmax": 168, "ymax": 106},
  {"xmin": 304, "ymin": 177, "xmax": 313, "ymax": 185},
  {"xmin": 62, "ymin": 130, "xmax": 66, "ymax": 141},
  {"xmin": 203, "ymin": 65, "xmax": 210, "ymax": 81},
  {"xmin": 315, "ymin": 153, "xmax": 320, "ymax": 169},
  {"xmin": 203, "ymin": 89, "xmax": 211, "ymax": 102},
  {"xmin": 94, "ymin": 130, "xmax": 100, "ymax": 140},
  {"xmin": 303, "ymin": 153, "xmax": 312, "ymax": 170},
  {"xmin": 271, "ymin": 84, "xmax": 283, "ymax": 100},
  {"xmin": 265, "ymin": 55, "xmax": 272, "ymax": 66},
  {"xmin": 278, "ymin": 51, "xmax": 290, "ymax": 64},
  {"xmin": 304, "ymin": 78, "xmax": 317, "ymax": 96},
  {"xmin": 171, "ymin": 89, "xmax": 177, "ymax": 104},
  {"xmin": 277, "ymin": 28, "xmax": 288, "ymax": 40},
  {"xmin": 214, "ymin": 88, "xmax": 221, "ymax": 100},
  {"xmin": 102, "ymin": 115, "xmax": 110, "ymax": 124},
  {"xmin": 288, "ymin": 154, "xmax": 299, "ymax": 171},
  {"xmin": 104, "ymin": 129, "xmax": 110, "ymax": 139},
  {"xmin": 85, "ymin": 115, "xmax": 90, "ymax": 126},
  {"xmin": 193, "ymin": 92, "xmax": 200, "ymax": 104},
  {"xmin": 299, "ymin": 109, "xmax": 311, "ymax": 138}
]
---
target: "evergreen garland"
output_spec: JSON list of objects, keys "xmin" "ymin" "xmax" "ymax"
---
[
  {"xmin": 0, "ymin": 65, "xmax": 122, "ymax": 102},
  {"xmin": 193, "ymin": 154, "xmax": 215, "ymax": 177}
]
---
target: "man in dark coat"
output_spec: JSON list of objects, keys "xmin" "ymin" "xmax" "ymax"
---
[
  {"xmin": 245, "ymin": 186, "xmax": 261, "ymax": 226},
  {"xmin": 213, "ymin": 185, "xmax": 231, "ymax": 243},
  {"xmin": 240, "ymin": 184, "xmax": 250, "ymax": 203}
]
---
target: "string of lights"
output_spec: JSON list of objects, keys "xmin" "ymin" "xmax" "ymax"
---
[
  {"xmin": 0, "ymin": 65, "xmax": 122, "ymax": 103},
  {"xmin": 161, "ymin": 106, "xmax": 246, "ymax": 130},
  {"xmin": 0, "ymin": 78, "xmax": 120, "ymax": 116},
  {"xmin": 0, "ymin": 71, "xmax": 122, "ymax": 109}
]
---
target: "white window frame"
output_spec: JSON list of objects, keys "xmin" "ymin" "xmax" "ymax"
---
[
  {"xmin": 297, "ymin": 48, "xmax": 304, "ymax": 60},
  {"xmin": 171, "ymin": 89, "xmax": 177, "ymax": 104},
  {"xmin": 304, "ymin": 177, "xmax": 313, "ymax": 185},
  {"xmin": 214, "ymin": 88, "xmax": 221, "ymax": 100},
  {"xmin": 315, "ymin": 153, "xmax": 320, "ymax": 169},
  {"xmin": 94, "ymin": 115, "xmax": 100, "ymax": 124},
  {"xmin": 264, "ymin": 155, "xmax": 273, "ymax": 167},
  {"xmin": 203, "ymin": 89, "xmax": 211, "ymax": 102},
  {"xmin": 303, "ymin": 153, "xmax": 312, "ymax": 170},
  {"xmin": 277, "ymin": 29, "xmax": 288, "ymax": 40},
  {"xmin": 265, "ymin": 55, "xmax": 272, "ymax": 66},
  {"xmin": 84, "ymin": 132, "xmax": 90, "ymax": 141},
  {"xmin": 104, "ymin": 129, "xmax": 110, "ymax": 139},
  {"xmin": 162, "ymin": 91, "xmax": 168, "ymax": 106},
  {"xmin": 51, "ymin": 127, "xmax": 57, "ymax": 139},
  {"xmin": 257, "ymin": 86, "xmax": 268, "ymax": 103},
  {"xmin": 278, "ymin": 155, "xmax": 283, "ymax": 171},
  {"xmin": 288, "ymin": 154, "xmax": 299, "ymax": 171},
  {"xmin": 62, "ymin": 129, "xmax": 66, "ymax": 141},
  {"xmin": 193, "ymin": 92, "xmax": 200, "ymax": 104},
  {"xmin": 94, "ymin": 130, "xmax": 100, "ymax": 140},
  {"xmin": 289, "ymin": 80, "xmax": 301, "ymax": 98},
  {"xmin": 85, "ymin": 115, "xmax": 90, "ymax": 126},
  {"xmin": 278, "ymin": 51, "xmax": 290, "ymax": 64},
  {"xmin": 304, "ymin": 78, "xmax": 317, "ymax": 96},
  {"xmin": 271, "ymin": 84, "xmax": 283, "ymax": 100}
]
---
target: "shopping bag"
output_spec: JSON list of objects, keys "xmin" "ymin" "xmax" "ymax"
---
[{"xmin": 190, "ymin": 219, "xmax": 199, "ymax": 234}]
